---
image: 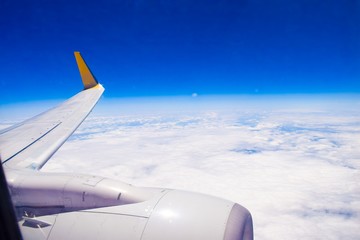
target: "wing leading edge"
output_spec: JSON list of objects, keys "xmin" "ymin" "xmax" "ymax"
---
[{"xmin": 0, "ymin": 52, "xmax": 104, "ymax": 170}]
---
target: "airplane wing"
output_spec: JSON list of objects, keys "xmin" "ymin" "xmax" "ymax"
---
[
  {"xmin": 0, "ymin": 52, "xmax": 253, "ymax": 240},
  {"xmin": 0, "ymin": 52, "xmax": 104, "ymax": 170}
]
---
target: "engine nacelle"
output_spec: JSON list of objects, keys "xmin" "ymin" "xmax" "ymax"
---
[
  {"xmin": 141, "ymin": 190, "xmax": 253, "ymax": 240},
  {"xmin": 7, "ymin": 168, "xmax": 253, "ymax": 240},
  {"xmin": 18, "ymin": 188, "xmax": 253, "ymax": 240}
]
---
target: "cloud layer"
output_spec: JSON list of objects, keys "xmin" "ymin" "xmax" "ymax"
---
[{"xmin": 3, "ymin": 95, "xmax": 359, "ymax": 239}]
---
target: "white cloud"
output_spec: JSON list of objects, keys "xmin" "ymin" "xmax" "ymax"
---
[{"xmin": 4, "ymin": 95, "xmax": 360, "ymax": 239}]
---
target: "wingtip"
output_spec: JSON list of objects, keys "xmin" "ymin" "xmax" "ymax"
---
[{"xmin": 74, "ymin": 52, "xmax": 99, "ymax": 90}]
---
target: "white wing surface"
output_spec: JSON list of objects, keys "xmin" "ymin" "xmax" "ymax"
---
[
  {"xmin": 0, "ymin": 52, "xmax": 104, "ymax": 170},
  {"xmin": 0, "ymin": 52, "xmax": 253, "ymax": 240}
]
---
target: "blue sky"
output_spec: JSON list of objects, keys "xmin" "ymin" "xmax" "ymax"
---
[
  {"xmin": 0, "ymin": 0, "xmax": 359, "ymax": 103},
  {"xmin": 1, "ymin": 2, "xmax": 359, "ymax": 238}
]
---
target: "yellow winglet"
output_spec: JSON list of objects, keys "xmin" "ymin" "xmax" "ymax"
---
[{"xmin": 74, "ymin": 52, "xmax": 99, "ymax": 90}]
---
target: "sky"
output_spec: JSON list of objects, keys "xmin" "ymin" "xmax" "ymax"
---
[
  {"xmin": 0, "ymin": 0, "xmax": 359, "ymax": 104},
  {"xmin": 1, "ymin": 1, "xmax": 360, "ymax": 239}
]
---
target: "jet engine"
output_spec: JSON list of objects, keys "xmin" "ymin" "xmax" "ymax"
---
[{"xmin": 8, "ymin": 169, "xmax": 253, "ymax": 240}]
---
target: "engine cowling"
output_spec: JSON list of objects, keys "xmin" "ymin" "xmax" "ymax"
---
[
  {"xmin": 141, "ymin": 190, "xmax": 253, "ymax": 240},
  {"xmin": 8, "ymin": 168, "xmax": 252, "ymax": 239},
  {"xmin": 18, "ymin": 188, "xmax": 253, "ymax": 240}
]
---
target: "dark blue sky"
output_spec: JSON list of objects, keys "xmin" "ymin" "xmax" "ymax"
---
[{"xmin": 1, "ymin": 0, "xmax": 359, "ymax": 103}]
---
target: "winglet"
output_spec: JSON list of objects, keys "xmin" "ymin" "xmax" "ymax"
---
[{"xmin": 74, "ymin": 52, "xmax": 99, "ymax": 90}]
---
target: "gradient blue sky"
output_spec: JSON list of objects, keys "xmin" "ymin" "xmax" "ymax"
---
[{"xmin": 1, "ymin": 0, "xmax": 359, "ymax": 103}]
